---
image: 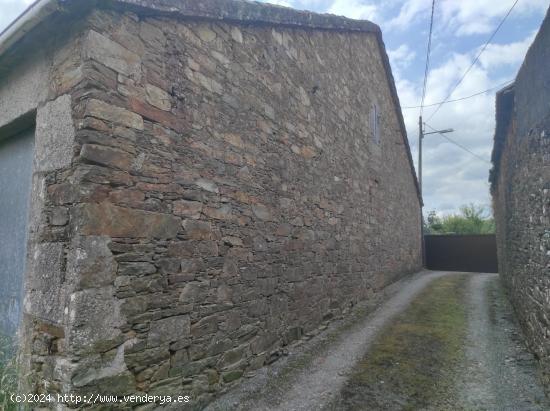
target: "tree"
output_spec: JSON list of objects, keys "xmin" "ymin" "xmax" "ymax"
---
[{"xmin": 424, "ymin": 204, "xmax": 495, "ymax": 235}]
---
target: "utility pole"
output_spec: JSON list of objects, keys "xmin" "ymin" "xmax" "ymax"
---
[
  {"xmin": 419, "ymin": 116, "xmax": 425, "ymax": 267},
  {"xmin": 418, "ymin": 117, "xmax": 454, "ymax": 267},
  {"xmin": 419, "ymin": 116, "xmax": 423, "ymax": 194}
]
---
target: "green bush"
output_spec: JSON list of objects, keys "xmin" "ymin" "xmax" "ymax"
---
[{"xmin": 425, "ymin": 204, "xmax": 495, "ymax": 235}]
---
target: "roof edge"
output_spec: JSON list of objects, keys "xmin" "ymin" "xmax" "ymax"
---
[
  {"xmin": 0, "ymin": 0, "xmax": 421, "ymax": 204},
  {"xmin": 105, "ymin": 0, "xmax": 381, "ymax": 32},
  {"xmin": 374, "ymin": 31, "xmax": 423, "ymax": 206},
  {"xmin": 0, "ymin": 0, "xmax": 381, "ymax": 60},
  {"xmin": 0, "ymin": 0, "xmax": 64, "ymax": 58},
  {"xmin": 489, "ymin": 83, "xmax": 515, "ymax": 191}
]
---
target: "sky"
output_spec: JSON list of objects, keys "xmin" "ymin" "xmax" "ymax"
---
[{"xmin": 1, "ymin": 0, "xmax": 549, "ymax": 216}]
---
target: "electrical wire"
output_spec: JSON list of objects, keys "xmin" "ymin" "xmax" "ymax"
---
[
  {"xmin": 420, "ymin": 0, "xmax": 436, "ymax": 117},
  {"xmin": 402, "ymin": 79, "xmax": 513, "ymax": 109},
  {"xmin": 424, "ymin": 123, "xmax": 491, "ymax": 164},
  {"xmin": 426, "ymin": 0, "xmax": 520, "ymax": 122}
]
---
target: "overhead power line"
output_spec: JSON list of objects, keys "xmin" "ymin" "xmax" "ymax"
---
[
  {"xmin": 419, "ymin": 0, "xmax": 436, "ymax": 116},
  {"xmin": 424, "ymin": 123, "xmax": 491, "ymax": 164},
  {"xmin": 426, "ymin": 0, "xmax": 520, "ymax": 122},
  {"xmin": 402, "ymin": 79, "xmax": 514, "ymax": 109}
]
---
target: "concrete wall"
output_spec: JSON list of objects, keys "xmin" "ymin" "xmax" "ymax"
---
[
  {"xmin": 0, "ymin": 3, "xmax": 421, "ymax": 407},
  {"xmin": 491, "ymin": 7, "xmax": 550, "ymax": 392}
]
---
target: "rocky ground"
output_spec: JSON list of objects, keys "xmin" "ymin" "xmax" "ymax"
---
[
  {"xmin": 457, "ymin": 274, "xmax": 548, "ymax": 410},
  {"xmin": 205, "ymin": 271, "xmax": 549, "ymax": 411}
]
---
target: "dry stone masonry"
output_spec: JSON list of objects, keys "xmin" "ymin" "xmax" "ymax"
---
[
  {"xmin": 0, "ymin": 0, "xmax": 422, "ymax": 407},
  {"xmin": 491, "ymin": 6, "xmax": 550, "ymax": 394}
]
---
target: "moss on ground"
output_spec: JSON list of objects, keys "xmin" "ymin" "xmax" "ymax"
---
[
  {"xmin": 331, "ymin": 274, "xmax": 470, "ymax": 411},
  {"xmin": 0, "ymin": 333, "xmax": 17, "ymax": 411},
  {"xmin": 206, "ymin": 292, "xmax": 393, "ymax": 410}
]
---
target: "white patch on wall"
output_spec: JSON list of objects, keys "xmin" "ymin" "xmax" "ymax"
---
[{"xmin": 35, "ymin": 94, "xmax": 75, "ymax": 172}]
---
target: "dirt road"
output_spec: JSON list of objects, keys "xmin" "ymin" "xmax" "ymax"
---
[
  {"xmin": 205, "ymin": 271, "xmax": 548, "ymax": 411},
  {"xmin": 458, "ymin": 274, "xmax": 547, "ymax": 410}
]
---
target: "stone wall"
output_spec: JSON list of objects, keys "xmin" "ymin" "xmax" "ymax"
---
[
  {"xmin": 491, "ymin": 7, "xmax": 550, "ymax": 392},
  {"xmin": 2, "ymin": 2, "xmax": 421, "ymax": 407}
]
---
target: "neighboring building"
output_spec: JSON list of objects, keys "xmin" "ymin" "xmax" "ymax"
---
[
  {"xmin": 0, "ymin": 0, "xmax": 422, "ymax": 405},
  {"xmin": 490, "ymin": 7, "xmax": 550, "ymax": 391}
]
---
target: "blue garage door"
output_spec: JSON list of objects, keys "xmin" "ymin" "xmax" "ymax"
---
[{"xmin": 0, "ymin": 128, "xmax": 34, "ymax": 337}]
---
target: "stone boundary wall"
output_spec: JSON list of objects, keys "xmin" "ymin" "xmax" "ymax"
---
[
  {"xmin": 491, "ymin": 7, "xmax": 550, "ymax": 392},
  {"xmin": 1, "ymin": 3, "xmax": 421, "ymax": 407}
]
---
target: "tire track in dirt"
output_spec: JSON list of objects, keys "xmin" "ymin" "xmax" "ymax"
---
[{"xmin": 457, "ymin": 274, "xmax": 548, "ymax": 410}]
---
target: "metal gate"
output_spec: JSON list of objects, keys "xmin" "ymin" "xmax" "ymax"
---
[
  {"xmin": 0, "ymin": 128, "xmax": 34, "ymax": 336},
  {"xmin": 425, "ymin": 234, "xmax": 498, "ymax": 273}
]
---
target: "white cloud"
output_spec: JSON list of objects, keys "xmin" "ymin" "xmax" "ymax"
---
[
  {"xmin": 440, "ymin": 0, "xmax": 549, "ymax": 36},
  {"xmin": 397, "ymin": 30, "xmax": 539, "ymax": 215},
  {"xmin": 263, "ymin": 0, "xmax": 293, "ymax": 7},
  {"xmin": 385, "ymin": 0, "xmax": 549, "ymax": 35},
  {"xmin": 478, "ymin": 31, "xmax": 537, "ymax": 69},
  {"xmin": 388, "ymin": 44, "xmax": 417, "ymax": 74},
  {"xmin": 327, "ymin": 0, "xmax": 378, "ymax": 21},
  {"xmin": 385, "ymin": 0, "xmax": 432, "ymax": 30}
]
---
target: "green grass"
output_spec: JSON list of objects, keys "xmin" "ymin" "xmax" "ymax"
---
[
  {"xmin": 0, "ymin": 333, "xmax": 18, "ymax": 411},
  {"xmin": 334, "ymin": 274, "xmax": 470, "ymax": 410}
]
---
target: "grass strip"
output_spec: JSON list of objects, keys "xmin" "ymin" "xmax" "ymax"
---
[{"xmin": 334, "ymin": 274, "xmax": 469, "ymax": 410}]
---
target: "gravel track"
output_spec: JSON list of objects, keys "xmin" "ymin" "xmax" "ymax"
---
[
  {"xmin": 206, "ymin": 270, "xmax": 455, "ymax": 411},
  {"xmin": 205, "ymin": 271, "xmax": 549, "ymax": 411},
  {"xmin": 457, "ymin": 273, "xmax": 548, "ymax": 410}
]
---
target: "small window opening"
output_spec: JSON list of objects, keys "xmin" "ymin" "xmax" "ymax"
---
[{"xmin": 371, "ymin": 103, "xmax": 380, "ymax": 145}]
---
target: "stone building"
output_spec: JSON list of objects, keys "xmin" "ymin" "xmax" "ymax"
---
[
  {"xmin": 490, "ymin": 7, "xmax": 550, "ymax": 392},
  {"xmin": 0, "ymin": 0, "xmax": 422, "ymax": 406}
]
